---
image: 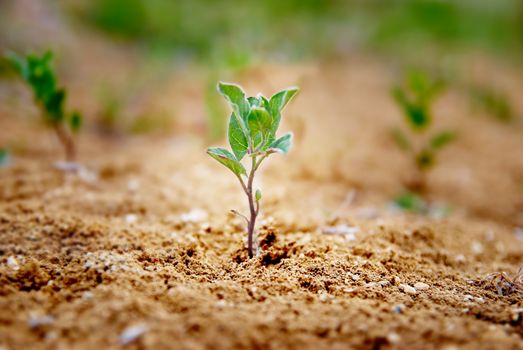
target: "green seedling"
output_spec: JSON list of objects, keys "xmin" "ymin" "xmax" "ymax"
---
[
  {"xmin": 392, "ymin": 71, "xmax": 454, "ymax": 193},
  {"xmin": 6, "ymin": 51, "xmax": 82, "ymax": 162},
  {"xmin": 469, "ymin": 85, "xmax": 514, "ymax": 123},
  {"xmin": 207, "ymin": 82, "xmax": 298, "ymax": 258}
]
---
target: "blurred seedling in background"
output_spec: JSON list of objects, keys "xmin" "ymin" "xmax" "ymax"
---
[
  {"xmin": 207, "ymin": 82, "xmax": 298, "ymax": 258},
  {"xmin": 96, "ymin": 84, "xmax": 124, "ymax": 136},
  {"xmin": 469, "ymin": 85, "xmax": 514, "ymax": 123},
  {"xmin": 6, "ymin": 51, "xmax": 82, "ymax": 170},
  {"xmin": 391, "ymin": 71, "xmax": 455, "ymax": 213}
]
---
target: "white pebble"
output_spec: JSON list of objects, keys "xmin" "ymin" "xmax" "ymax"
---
[
  {"xmin": 127, "ymin": 179, "xmax": 140, "ymax": 192},
  {"xmin": 119, "ymin": 324, "xmax": 148, "ymax": 345},
  {"xmin": 413, "ymin": 282, "xmax": 429, "ymax": 291},
  {"xmin": 399, "ymin": 284, "xmax": 417, "ymax": 295},
  {"xmin": 387, "ymin": 332, "xmax": 401, "ymax": 343},
  {"xmin": 180, "ymin": 209, "xmax": 208, "ymax": 223},
  {"xmin": 455, "ymin": 254, "xmax": 466, "ymax": 263},
  {"xmin": 125, "ymin": 214, "xmax": 138, "ymax": 224},
  {"xmin": 471, "ymin": 241, "xmax": 483, "ymax": 255},
  {"xmin": 7, "ymin": 256, "xmax": 19, "ymax": 270},
  {"xmin": 321, "ymin": 225, "xmax": 359, "ymax": 236},
  {"xmin": 28, "ymin": 315, "xmax": 55, "ymax": 329}
]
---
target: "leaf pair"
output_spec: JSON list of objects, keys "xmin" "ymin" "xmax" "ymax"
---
[
  {"xmin": 207, "ymin": 82, "xmax": 298, "ymax": 176},
  {"xmin": 392, "ymin": 71, "xmax": 444, "ymax": 132},
  {"xmin": 392, "ymin": 127, "xmax": 455, "ymax": 171},
  {"xmin": 219, "ymin": 82, "xmax": 297, "ymax": 158}
]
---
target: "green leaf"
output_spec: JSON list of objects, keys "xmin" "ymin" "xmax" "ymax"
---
[
  {"xmin": 393, "ymin": 192, "xmax": 427, "ymax": 213},
  {"xmin": 269, "ymin": 87, "xmax": 299, "ymax": 115},
  {"xmin": 69, "ymin": 111, "xmax": 82, "ymax": 132},
  {"xmin": 430, "ymin": 130, "xmax": 455, "ymax": 150},
  {"xmin": 207, "ymin": 147, "xmax": 246, "ymax": 176},
  {"xmin": 5, "ymin": 52, "xmax": 28, "ymax": 78},
  {"xmin": 393, "ymin": 87, "xmax": 431, "ymax": 131},
  {"xmin": 255, "ymin": 189, "xmax": 262, "ymax": 201},
  {"xmin": 228, "ymin": 112, "xmax": 249, "ymax": 160},
  {"xmin": 268, "ymin": 133, "xmax": 293, "ymax": 154},
  {"xmin": 217, "ymin": 82, "xmax": 250, "ymax": 120},
  {"xmin": 269, "ymin": 87, "xmax": 299, "ymax": 134},
  {"xmin": 44, "ymin": 89, "xmax": 66, "ymax": 123},
  {"xmin": 247, "ymin": 107, "xmax": 272, "ymax": 150}
]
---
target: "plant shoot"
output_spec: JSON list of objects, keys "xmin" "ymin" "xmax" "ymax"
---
[
  {"xmin": 207, "ymin": 82, "xmax": 298, "ymax": 258},
  {"xmin": 392, "ymin": 71, "xmax": 454, "ymax": 193},
  {"xmin": 7, "ymin": 51, "xmax": 82, "ymax": 162}
]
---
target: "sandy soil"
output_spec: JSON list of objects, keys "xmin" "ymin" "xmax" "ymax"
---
[{"xmin": 1, "ymin": 55, "xmax": 523, "ymax": 350}]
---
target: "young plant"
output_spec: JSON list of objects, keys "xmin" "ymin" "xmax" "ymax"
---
[
  {"xmin": 7, "ymin": 51, "xmax": 82, "ymax": 163},
  {"xmin": 392, "ymin": 71, "xmax": 455, "ymax": 194},
  {"xmin": 207, "ymin": 82, "xmax": 298, "ymax": 258}
]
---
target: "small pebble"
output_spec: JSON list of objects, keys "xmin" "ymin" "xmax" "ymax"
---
[
  {"xmin": 127, "ymin": 178, "xmax": 140, "ymax": 192},
  {"xmin": 463, "ymin": 294, "xmax": 474, "ymax": 302},
  {"xmin": 348, "ymin": 273, "xmax": 360, "ymax": 281},
  {"xmin": 399, "ymin": 284, "xmax": 417, "ymax": 295},
  {"xmin": 7, "ymin": 256, "xmax": 19, "ymax": 270},
  {"xmin": 387, "ymin": 332, "xmax": 401, "ymax": 343},
  {"xmin": 28, "ymin": 315, "xmax": 55, "ymax": 329},
  {"xmin": 180, "ymin": 209, "xmax": 208, "ymax": 223},
  {"xmin": 82, "ymin": 291, "xmax": 94, "ymax": 300},
  {"xmin": 471, "ymin": 241, "xmax": 483, "ymax": 255},
  {"xmin": 119, "ymin": 324, "xmax": 149, "ymax": 345},
  {"xmin": 125, "ymin": 214, "xmax": 138, "ymax": 224},
  {"xmin": 413, "ymin": 282, "xmax": 429, "ymax": 291},
  {"xmin": 455, "ymin": 254, "xmax": 466, "ymax": 263}
]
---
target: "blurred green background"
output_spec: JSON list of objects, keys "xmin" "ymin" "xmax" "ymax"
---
[
  {"xmin": 1, "ymin": 0, "xmax": 522, "ymax": 139},
  {"xmin": 2, "ymin": 0, "xmax": 522, "ymax": 65}
]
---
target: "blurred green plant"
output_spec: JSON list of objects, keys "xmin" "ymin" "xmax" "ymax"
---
[
  {"xmin": 392, "ymin": 70, "xmax": 455, "ymax": 192},
  {"xmin": 96, "ymin": 85, "xmax": 124, "ymax": 135},
  {"xmin": 469, "ymin": 85, "xmax": 514, "ymax": 123},
  {"xmin": 66, "ymin": 0, "xmax": 523, "ymax": 63},
  {"xmin": 6, "ymin": 51, "xmax": 82, "ymax": 162},
  {"xmin": 207, "ymin": 82, "xmax": 298, "ymax": 258},
  {"xmin": 129, "ymin": 111, "xmax": 173, "ymax": 135}
]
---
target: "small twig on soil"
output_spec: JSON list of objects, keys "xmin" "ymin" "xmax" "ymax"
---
[{"xmin": 480, "ymin": 265, "xmax": 523, "ymax": 296}]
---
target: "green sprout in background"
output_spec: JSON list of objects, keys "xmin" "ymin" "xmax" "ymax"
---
[
  {"xmin": 391, "ymin": 71, "xmax": 455, "ymax": 213},
  {"xmin": 207, "ymin": 82, "xmax": 298, "ymax": 258},
  {"xmin": 469, "ymin": 85, "xmax": 515, "ymax": 123},
  {"xmin": 6, "ymin": 51, "xmax": 82, "ymax": 163}
]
